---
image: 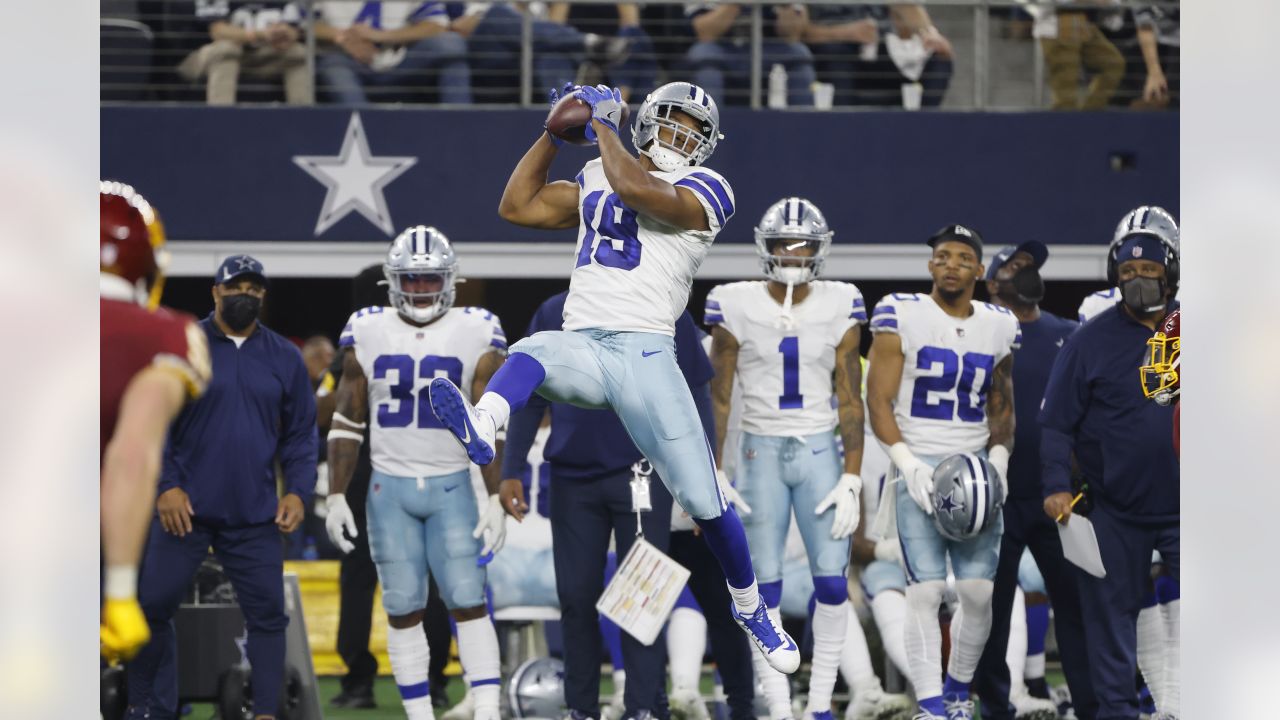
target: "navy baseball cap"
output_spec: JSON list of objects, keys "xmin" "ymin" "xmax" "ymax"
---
[
  {"xmin": 215, "ymin": 254, "xmax": 267, "ymax": 286},
  {"xmin": 985, "ymin": 240, "xmax": 1049, "ymax": 280},
  {"xmin": 927, "ymin": 224, "xmax": 984, "ymax": 261}
]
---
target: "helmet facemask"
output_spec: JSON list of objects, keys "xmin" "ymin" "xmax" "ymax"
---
[
  {"xmin": 636, "ymin": 103, "xmax": 719, "ymax": 171},
  {"xmin": 384, "ymin": 267, "xmax": 456, "ymax": 324},
  {"xmin": 756, "ymin": 236, "xmax": 830, "ymax": 286},
  {"xmin": 1140, "ymin": 331, "xmax": 1180, "ymax": 405}
]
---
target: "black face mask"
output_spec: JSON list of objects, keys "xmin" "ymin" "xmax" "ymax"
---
[
  {"xmin": 1120, "ymin": 276, "xmax": 1167, "ymax": 315},
  {"xmin": 220, "ymin": 293, "xmax": 261, "ymax": 332},
  {"xmin": 998, "ymin": 265, "xmax": 1045, "ymax": 305}
]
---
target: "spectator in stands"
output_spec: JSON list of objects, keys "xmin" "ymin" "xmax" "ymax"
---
[
  {"xmin": 805, "ymin": 4, "xmax": 954, "ymax": 107},
  {"xmin": 314, "ymin": 1, "xmax": 472, "ymax": 105},
  {"xmin": 1034, "ymin": 1, "xmax": 1124, "ymax": 110},
  {"xmin": 552, "ymin": 3, "xmax": 658, "ymax": 101},
  {"xmin": 1133, "ymin": 4, "xmax": 1178, "ymax": 109},
  {"xmin": 684, "ymin": 3, "xmax": 816, "ymax": 107},
  {"xmin": 449, "ymin": 3, "xmax": 631, "ymax": 104},
  {"xmin": 177, "ymin": 1, "xmax": 312, "ymax": 105}
]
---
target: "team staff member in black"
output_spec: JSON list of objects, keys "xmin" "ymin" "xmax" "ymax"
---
[
  {"xmin": 126, "ymin": 256, "xmax": 317, "ymax": 720},
  {"xmin": 1039, "ymin": 210, "xmax": 1180, "ymax": 720}
]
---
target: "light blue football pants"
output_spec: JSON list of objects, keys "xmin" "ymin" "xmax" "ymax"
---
[
  {"xmin": 366, "ymin": 469, "xmax": 486, "ymax": 615},
  {"xmin": 894, "ymin": 452, "xmax": 1004, "ymax": 584},
  {"xmin": 737, "ymin": 431, "xmax": 850, "ymax": 585},
  {"xmin": 510, "ymin": 329, "xmax": 726, "ymax": 520}
]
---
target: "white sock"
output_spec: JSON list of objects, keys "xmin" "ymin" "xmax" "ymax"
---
[
  {"xmin": 871, "ymin": 591, "xmax": 911, "ymax": 679},
  {"xmin": 750, "ymin": 606, "xmax": 793, "ymax": 720},
  {"xmin": 456, "ymin": 616, "xmax": 502, "ymax": 714},
  {"xmin": 1024, "ymin": 653, "xmax": 1045, "ymax": 682},
  {"xmin": 668, "ymin": 607, "xmax": 708, "ymax": 694},
  {"xmin": 1162, "ymin": 599, "xmax": 1180, "ymax": 715},
  {"xmin": 475, "ymin": 393, "xmax": 510, "ymax": 431},
  {"xmin": 839, "ymin": 603, "xmax": 880, "ymax": 693},
  {"xmin": 1004, "ymin": 588, "xmax": 1028, "ymax": 696},
  {"xmin": 806, "ymin": 600, "xmax": 849, "ymax": 713},
  {"xmin": 904, "ymin": 581, "xmax": 946, "ymax": 700},
  {"xmin": 1136, "ymin": 605, "xmax": 1167, "ymax": 711},
  {"xmin": 727, "ymin": 579, "xmax": 761, "ymax": 616},
  {"xmin": 387, "ymin": 623, "xmax": 435, "ymax": 720},
  {"xmin": 947, "ymin": 579, "xmax": 994, "ymax": 683}
]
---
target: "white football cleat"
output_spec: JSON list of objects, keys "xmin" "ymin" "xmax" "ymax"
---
[
  {"xmin": 429, "ymin": 378, "xmax": 497, "ymax": 465},
  {"xmin": 1011, "ymin": 690, "xmax": 1059, "ymax": 720},
  {"xmin": 844, "ymin": 686, "xmax": 915, "ymax": 720},
  {"xmin": 942, "ymin": 697, "xmax": 974, "ymax": 720},
  {"xmin": 669, "ymin": 689, "xmax": 710, "ymax": 720},
  {"xmin": 442, "ymin": 690, "xmax": 475, "ymax": 720},
  {"xmin": 730, "ymin": 597, "xmax": 800, "ymax": 674}
]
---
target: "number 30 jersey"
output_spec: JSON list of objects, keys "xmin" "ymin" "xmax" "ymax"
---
[
  {"xmin": 340, "ymin": 306, "xmax": 507, "ymax": 478},
  {"xmin": 705, "ymin": 281, "xmax": 867, "ymax": 437},
  {"xmin": 563, "ymin": 158, "xmax": 735, "ymax": 337},
  {"xmin": 870, "ymin": 293, "xmax": 1020, "ymax": 457}
]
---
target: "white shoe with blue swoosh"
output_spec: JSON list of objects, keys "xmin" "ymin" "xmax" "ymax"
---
[
  {"xmin": 731, "ymin": 596, "xmax": 801, "ymax": 674},
  {"xmin": 428, "ymin": 378, "xmax": 497, "ymax": 465}
]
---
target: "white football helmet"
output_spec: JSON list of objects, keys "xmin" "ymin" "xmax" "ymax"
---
[
  {"xmin": 383, "ymin": 225, "xmax": 458, "ymax": 324},
  {"xmin": 632, "ymin": 81, "xmax": 723, "ymax": 172},
  {"xmin": 754, "ymin": 197, "xmax": 834, "ymax": 285}
]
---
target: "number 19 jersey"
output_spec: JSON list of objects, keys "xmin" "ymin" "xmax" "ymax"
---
[
  {"xmin": 705, "ymin": 281, "xmax": 867, "ymax": 437},
  {"xmin": 869, "ymin": 293, "xmax": 1020, "ymax": 457},
  {"xmin": 340, "ymin": 306, "xmax": 507, "ymax": 478},
  {"xmin": 563, "ymin": 158, "xmax": 735, "ymax": 337}
]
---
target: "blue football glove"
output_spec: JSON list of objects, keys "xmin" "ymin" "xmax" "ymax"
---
[
  {"xmin": 574, "ymin": 84, "xmax": 625, "ymax": 143},
  {"xmin": 544, "ymin": 82, "xmax": 580, "ymax": 147}
]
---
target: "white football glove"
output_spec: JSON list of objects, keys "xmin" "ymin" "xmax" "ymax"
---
[
  {"xmin": 815, "ymin": 473, "xmax": 862, "ymax": 539},
  {"xmin": 716, "ymin": 469, "xmax": 752, "ymax": 515},
  {"xmin": 889, "ymin": 442, "xmax": 935, "ymax": 515},
  {"xmin": 473, "ymin": 494, "xmax": 508, "ymax": 560},
  {"xmin": 874, "ymin": 538, "xmax": 903, "ymax": 564},
  {"xmin": 987, "ymin": 445, "xmax": 1011, "ymax": 498},
  {"xmin": 324, "ymin": 493, "xmax": 358, "ymax": 554}
]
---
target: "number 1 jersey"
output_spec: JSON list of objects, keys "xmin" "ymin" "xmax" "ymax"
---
[
  {"xmin": 340, "ymin": 306, "xmax": 507, "ymax": 478},
  {"xmin": 705, "ymin": 280, "xmax": 867, "ymax": 437},
  {"xmin": 870, "ymin": 293, "xmax": 1020, "ymax": 457},
  {"xmin": 563, "ymin": 158, "xmax": 735, "ymax": 336}
]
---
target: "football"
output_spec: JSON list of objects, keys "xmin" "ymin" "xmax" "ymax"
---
[{"xmin": 546, "ymin": 93, "xmax": 630, "ymax": 146}]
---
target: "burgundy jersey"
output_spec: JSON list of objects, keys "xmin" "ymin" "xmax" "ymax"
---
[{"xmin": 100, "ymin": 298, "xmax": 210, "ymax": 462}]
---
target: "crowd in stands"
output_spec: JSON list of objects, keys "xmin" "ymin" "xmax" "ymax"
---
[{"xmin": 101, "ymin": 1, "xmax": 1178, "ymax": 109}]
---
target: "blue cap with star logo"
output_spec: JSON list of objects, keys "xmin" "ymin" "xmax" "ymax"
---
[{"xmin": 215, "ymin": 254, "xmax": 267, "ymax": 286}]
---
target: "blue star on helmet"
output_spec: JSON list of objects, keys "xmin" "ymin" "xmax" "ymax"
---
[
  {"xmin": 935, "ymin": 489, "xmax": 962, "ymax": 518},
  {"xmin": 235, "ymin": 256, "xmax": 258, "ymax": 270}
]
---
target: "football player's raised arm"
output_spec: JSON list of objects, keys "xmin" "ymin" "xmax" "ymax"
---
[
  {"xmin": 709, "ymin": 325, "xmax": 739, "ymax": 467},
  {"xmin": 473, "ymin": 350, "xmax": 507, "ymax": 497},
  {"xmin": 866, "ymin": 331, "xmax": 906, "ymax": 447},
  {"xmin": 327, "ymin": 349, "xmax": 369, "ymax": 498},
  {"xmin": 833, "ymin": 326, "xmax": 865, "ymax": 475},
  {"xmin": 596, "ymin": 126, "xmax": 710, "ymax": 231},
  {"xmin": 102, "ymin": 367, "xmax": 190, "ymax": 578},
  {"xmin": 986, "ymin": 354, "xmax": 1015, "ymax": 452},
  {"xmin": 498, "ymin": 134, "xmax": 579, "ymax": 230}
]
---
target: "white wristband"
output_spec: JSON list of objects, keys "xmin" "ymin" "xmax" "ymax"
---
[
  {"xmin": 104, "ymin": 565, "xmax": 138, "ymax": 600},
  {"xmin": 988, "ymin": 445, "xmax": 1011, "ymax": 468},
  {"xmin": 887, "ymin": 442, "xmax": 918, "ymax": 471},
  {"xmin": 327, "ymin": 428, "xmax": 365, "ymax": 444},
  {"xmin": 326, "ymin": 493, "xmax": 349, "ymax": 510}
]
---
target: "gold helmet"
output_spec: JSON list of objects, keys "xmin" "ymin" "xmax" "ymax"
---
[{"xmin": 1140, "ymin": 308, "xmax": 1180, "ymax": 405}]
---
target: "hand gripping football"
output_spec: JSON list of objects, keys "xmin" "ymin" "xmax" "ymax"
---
[{"xmin": 546, "ymin": 92, "xmax": 630, "ymax": 146}]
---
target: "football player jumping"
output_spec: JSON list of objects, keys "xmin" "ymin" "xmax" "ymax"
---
[
  {"xmin": 427, "ymin": 81, "xmax": 801, "ymax": 673},
  {"xmin": 705, "ymin": 197, "xmax": 868, "ymax": 720},
  {"xmin": 100, "ymin": 182, "xmax": 212, "ymax": 665},
  {"xmin": 866, "ymin": 225, "xmax": 1019, "ymax": 720},
  {"xmin": 325, "ymin": 227, "xmax": 508, "ymax": 720}
]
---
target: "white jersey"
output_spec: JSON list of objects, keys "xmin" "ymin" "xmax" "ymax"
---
[
  {"xmin": 869, "ymin": 293, "xmax": 1020, "ymax": 457},
  {"xmin": 340, "ymin": 306, "xmax": 507, "ymax": 478},
  {"xmin": 563, "ymin": 158, "xmax": 735, "ymax": 336},
  {"xmin": 705, "ymin": 281, "xmax": 867, "ymax": 437},
  {"xmin": 1077, "ymin": 287, "xmax": 1119, "ymax": 323}
]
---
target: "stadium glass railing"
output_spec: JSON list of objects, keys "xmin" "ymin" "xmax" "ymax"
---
[{"xmin": 100, "ymin": 0, "xmax": 1179, "ymax": 111}]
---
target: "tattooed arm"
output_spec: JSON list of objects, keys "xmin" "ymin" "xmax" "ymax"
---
[
  {"xmin": 986, "ymin": 354, "xmax": 1015, "ymax": 452},
  {"xmin": 832, "ymin": 326, "xmax": 865, "ymax": 475}
]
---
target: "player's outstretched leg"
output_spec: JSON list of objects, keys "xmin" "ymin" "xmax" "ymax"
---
[{"xmin": 429, "ymin": 351, "xmax": 547, "ymax": 465}]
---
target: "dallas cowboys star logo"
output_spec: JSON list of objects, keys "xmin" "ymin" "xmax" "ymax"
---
[
  {"xmin": 293, "ymin": 112, "xmax": 417, "ymax": 236},
  {"xmin": 935, "ymin": 489, "xmax": 962, "ymax": 518},
  {"xmin": 234, "ymin": 256, "xmax": 257, "ymax": 270}
]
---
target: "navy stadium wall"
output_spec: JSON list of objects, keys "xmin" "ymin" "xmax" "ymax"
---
[{"xmin": 101, "ymin": 106, "xmax": 1177, "ymax": 248}]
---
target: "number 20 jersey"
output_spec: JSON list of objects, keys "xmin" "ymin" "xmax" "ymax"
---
[
  {"xmin": 563, "ymin": 158, "xmax": 735, "ymax": 337},
  {"xmin": 705, "ymin": 280, "xmax": 867, "ymax": 437},
  {"xmin": 870, "ymin": 293, "xmax": 1020, "ymax": 457},
  {"xmin": 340, "ymin": 306, "xmax": 507, "ymax": 478}
]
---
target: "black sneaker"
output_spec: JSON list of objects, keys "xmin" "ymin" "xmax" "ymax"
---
[{"xmin": 331, "ymin": 686, "xmax": 377, "ymax": 709}]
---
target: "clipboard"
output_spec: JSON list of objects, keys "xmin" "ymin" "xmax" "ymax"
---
[{"xmin": 1058, "ymin": 515, "xmax": 1106, "ymax": 578}]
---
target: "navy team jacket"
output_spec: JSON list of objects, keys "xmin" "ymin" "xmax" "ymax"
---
[{"xmin": 160, "ymin": 315, "xmax": 318, "ymax": 526}]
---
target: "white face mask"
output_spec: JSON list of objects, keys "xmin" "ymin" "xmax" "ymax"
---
[
  {"xmin": 771, "ymin": 266, "xmax": 811, "ymax": 285},
  {"xmin": 643, "ymin": 145, "xmax": 688, "ymax": 172}
]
